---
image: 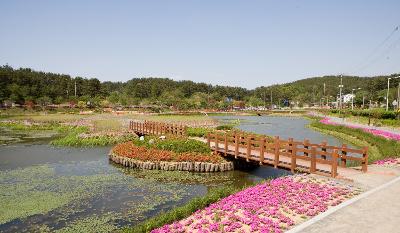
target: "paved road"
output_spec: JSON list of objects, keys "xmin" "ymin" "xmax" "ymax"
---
[
  {"xmin": 312, "ymin": 112, "xmax": 400, "ymax": 134},
  {"xmin": 299, "ymin": 176, "xmax": 400, "ymax": 233}
]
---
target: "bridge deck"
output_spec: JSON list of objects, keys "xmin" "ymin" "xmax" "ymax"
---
[{"xmin": 207, "ymin": 140, "xmax": 361, "ymax": 178}]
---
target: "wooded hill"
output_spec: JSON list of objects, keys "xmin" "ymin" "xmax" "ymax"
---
[{"xmin": 1, "ymin": 65, "xmax": 399, "ymax": 109}]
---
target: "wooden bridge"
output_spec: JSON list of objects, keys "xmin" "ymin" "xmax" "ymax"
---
[
  {"xmin": 206, "ymin": 132, "xmax": 368, "ymax": 178},
  {"xmin": 129, "ymin": 120, "xmax": 187, "ymax": 136},
  {"xmin": 129, "ymin": 120, "xmax": 368, "ymax": 178}
]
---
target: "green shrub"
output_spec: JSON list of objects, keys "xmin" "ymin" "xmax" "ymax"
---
[
  {"xmin": 216, "ymin": 124, "xmax": 234, "ymax": 130},
  {"xmin": 133, "ymin": 137, "xmax": 211, "ymax": 154},
  {"xmin": 186, "ymin": 127, "xmax": 213, "ymax": 137},
  {"xmin": 329, "ymin": 109, "xmax": 398, "ymax": 120},
  {"xmin": 51, "ymin": 128, "xmax": 135, "ymax": 147}
]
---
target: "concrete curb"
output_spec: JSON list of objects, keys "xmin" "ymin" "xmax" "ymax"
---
[{"xmin": 286, "ymin": 175, "xmax": 400, "ymax": 233}]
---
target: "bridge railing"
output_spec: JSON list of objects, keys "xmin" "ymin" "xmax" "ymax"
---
[
  {"xmin": 129, "ymin": 120, "xmax": 187, "ymax": 136},
  {"xmin": 206, "ymin": 132, "xmax": 368, "ymax": 177}
]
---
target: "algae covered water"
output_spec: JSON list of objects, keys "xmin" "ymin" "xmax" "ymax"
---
[{"xmin": 0, "ymin": 142, "xmax": 289, "ymax": 232}]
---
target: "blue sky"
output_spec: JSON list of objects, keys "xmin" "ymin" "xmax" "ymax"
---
[{"xmin": 0, "ymin": 1, "xmax": 399, "ymax": 88}]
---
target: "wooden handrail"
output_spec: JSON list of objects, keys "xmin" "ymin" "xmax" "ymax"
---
[
  {"xmin": 205, "ymin": 131, "xmax": 368, "ymax": 178},
  {"xmin": 129, "ymin": 120, "xmax": 187, "ymax": 136}
]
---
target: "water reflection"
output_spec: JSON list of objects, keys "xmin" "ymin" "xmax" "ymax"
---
[{"xmin": 213, "ymin": 115, "xmax": 357, "ymax": 148}]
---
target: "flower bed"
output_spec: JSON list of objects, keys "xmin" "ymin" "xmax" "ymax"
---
[
  {"xmin": 112, "ymin": 142, "xmax": 224, "ymax": 164},
  {"xmin": 373, "ymin": 158, "xmax": 399, "ymax": 166},
  {"xmin": 320, "ymin": 117, "xmax": 400, "ymax": 141},
  {"xmin": 152, "ymin": 174, "xmax": 361, "ymax": 233},
  {"xmin": 110, "ymin": 141, "xmax": 234, "ymax": 172}
]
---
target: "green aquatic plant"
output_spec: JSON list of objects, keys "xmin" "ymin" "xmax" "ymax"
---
[
  {"xmin": 0, "ymin": 163, "xmax": 193, "ymax": 231},
  {"xmin": 55, "ymin": 215, "xmax": 119, "ymax": 233},
  {"xmin": 121, "ymin": 169, "xmax": 234, "ymax": 185},
  {"xmin": 122, "ymin": 186, "xmax": 238, "ymax": 233}
]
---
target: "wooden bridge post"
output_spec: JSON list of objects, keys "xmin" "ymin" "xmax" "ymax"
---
[
  {"xmin": 259, "ymin": 137, "xmax": 265, "ymax": 165},
  {"xmin": 183, "ymin": 125, "xmax": 187, "ymax": 136},
  {"xmin": 162, "ymin": 123, "xmax": 166, "ymax": 134},
  {"xmin": 215, "ymin": 133, "xmax": 219, "ymax": 151},
  {"xmin": 362, "ymin": 146, "xmax": 369, "ymax": 172},
  {"xmin": 289, "ymin": 138, "xmax": 296, "ymax": 173},
  {"xmin": 274, "ymin": 136, "xmax": 280, "ymax": 168},
  {"xmin": 246, "ymin": 135, "xmax": 251, "ymax": 162},
  {"xmin": 341, "ymin": 144, "xmax": 347, "ymax": 168},
  {"xmin": 321, "ymin": 140, "xmax": 327, "ymax": 160},
  {"xmin": 206, "ymin": 133, "xmax": 211, "ymax": 147},
  {"xmin": 304, "ymin": 139, "xmax": 309, "ymax": 157},
  {"xmin": 148, "ymin": 122, "xmax": 151, "ymax": 135},
  {"xmin": 234, "ymin": 133, "xmax": 239, "ymax": 159},
  {"xmin": 332, "ymin": 149, "xmax": 339, "ymax": 177},
  {"xmin": 311, "ymin": 146, "xmax": 317, "ymax": 173},
  {"xmin": 224, "ymin": 133, "xmax": 228, "ymax": 156}
]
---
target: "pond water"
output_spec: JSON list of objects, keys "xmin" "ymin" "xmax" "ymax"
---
[
  {"xmin": 213, "ymin": 115, "xmax": 356, "ymax": 148},
  {"xmin": 0, "ymin": 133, "xmax": 290, "ymax": 232}
]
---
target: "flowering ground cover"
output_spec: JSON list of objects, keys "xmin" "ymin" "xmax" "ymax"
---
[
  {"xmin": 373, "ymin": 158, "xmax": 400, "ymax": 166},
  {"xmin": 320, "ymin": 117, "xmax": 400, "ymax": 141},
  {"xmin": 112, "ymin": 141, "xmax": 224, "ymax": 163},
  {"xmin": 151, "ymin": 174, "xmax": 361, "ymax": 233}
]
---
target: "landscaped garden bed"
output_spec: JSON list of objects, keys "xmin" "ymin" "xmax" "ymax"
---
[
  {"xmin": 110, "ymin": 138, "xmax": 234, "ymax": 172},
  {"xmin": 149, "ymin": 174, "xmax": 361, "ymax": 233}
]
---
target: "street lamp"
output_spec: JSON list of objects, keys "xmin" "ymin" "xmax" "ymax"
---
[{"xmin": 351, "ymin": 88, "xmax": 361, "ymax": 110}]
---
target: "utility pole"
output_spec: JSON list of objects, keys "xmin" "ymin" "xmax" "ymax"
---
[
  {"xmin": 339, "ymin": 75, "xmax": 343, "ymax": 112},
  {"xmin": 386, "ymin": 77, "xmax": 391, "ymax": 111},
  {"xmin": 398, "ymin": 81, "xmax": 400, "ymax": 111},
  {"xmin": 362, "ymin": 95, "xmax": 365, "ymax": 109},
  {"xmin": 74, "ymin": 80, "xmax": 77, "ymax": 97},
  {"xmin": 263, "ymin": 90, "xmax": 266, "ymax": 109},
  {"xmin": 270, "ymin": 89, "xmax": 273, "ymax": 110},
  {"xmin": 323, "ymin": 83, "xmax": 326, "ymax": 108},
  {"xmin": 351, "ymin": 88, "xmax": 361, "ymax": 110}
]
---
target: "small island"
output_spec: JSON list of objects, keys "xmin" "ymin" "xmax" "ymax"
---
[{"xmin": 109, "ymin": 137, "xmax": 234, "ymax": 172}]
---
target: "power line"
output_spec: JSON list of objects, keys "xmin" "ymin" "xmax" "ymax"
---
[
  {"xmin": 355, "ymin": 32, "xmax": 400, "ymax": 73},
  {"xmin": 347, "ymin": 25, "xmax": 399, "ymax": 74}
]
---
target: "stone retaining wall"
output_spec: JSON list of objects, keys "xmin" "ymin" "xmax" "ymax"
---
[{"xmin": 109, "ymin": 153, "xmax": 234, "ymax": 172}]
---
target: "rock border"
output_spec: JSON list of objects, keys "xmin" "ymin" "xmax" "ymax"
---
[{"xmin": 109, "ymin": 153, "xmax": 234, "ymax": 172}]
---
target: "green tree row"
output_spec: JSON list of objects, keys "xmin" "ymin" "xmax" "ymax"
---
[{"xmin": 1, "ymin": 65, "xmax": 399, "ymax": 109}]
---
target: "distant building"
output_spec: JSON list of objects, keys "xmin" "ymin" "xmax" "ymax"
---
[{"xmin": 337, "ymin": 94, "xmax": 355, "ymax": 104}]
